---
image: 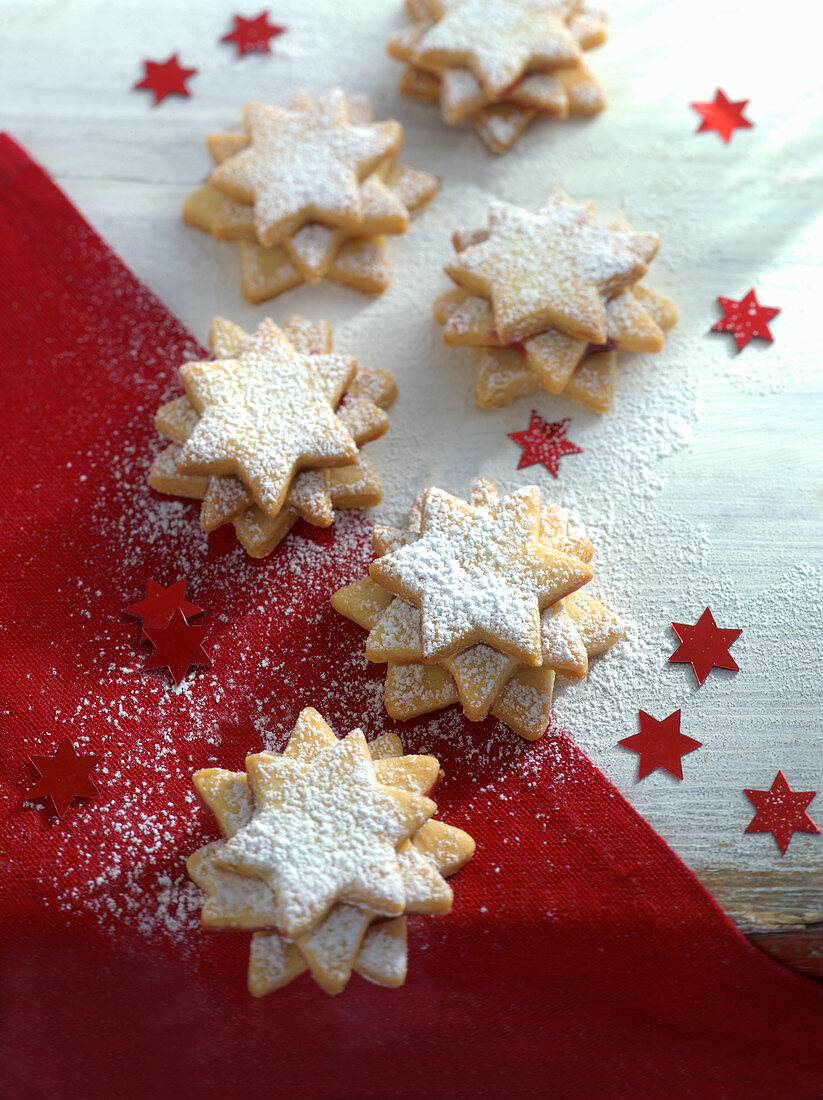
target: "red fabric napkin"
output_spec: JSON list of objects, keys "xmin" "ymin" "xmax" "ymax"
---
[{"xmin": 0, "ymin": 133, "xmax": 820, "ymax": 1100}]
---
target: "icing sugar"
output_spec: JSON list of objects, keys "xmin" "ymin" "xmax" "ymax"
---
[
  {"xmin": 179, "ymin": 319, "xmax": 358, "ymax": 517},
  {"xmin": 353, "ymin": 918, "xmax": 408, "ymax": 985},
  {"xmin": 414, "ymin": 0, "xmax": 582, "ymax": 97},
  {"xmin": 209, "ymin": 91, "xmax": 403, "ymax": 248},
  {"xmin": 216, "ymin": 731, "xmax": 435, "ymax": 939},
  {"xmin": 446, "ymin": 193, "xmax": 659, "ymax": 344},
  {"xmin": 371, "ymin": 485, "xmax": 591, "ymax": 663}
]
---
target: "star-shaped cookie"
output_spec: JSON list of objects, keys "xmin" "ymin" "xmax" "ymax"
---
[
  {"xmin": 370, "ymin": 483, "xmax": 592, "ymax": 665},
  {"xmin": 187, "ymin": 709, "xmax": 475, "ymax": 995},
  {"xmin": 153, "ymin": 315, "xmax": 391, "ymax": 533},
  {"xmin": 390, "ymin": 3, "xmax": 608, "ymax": 153},
  {"xmin": 209, "ymin": 91, "xmax": 403, "ymax": 246},
  {"xmin": 177, "ymin": 318, "xmax": 358, "ymax": 517},
  {"xmin": 333, "ymin": 478, "xmax": 623, "ymax": 742},
  {"xmin": 446, "ymin": 193, "xmax": 659, "ymax": 344},
  {"xmin": 412, "ymin": 0, "xmax": 582, "ymax": 98},
  {"xmin": 183, "ymin": 91, "xmax": 438, "ymax": 302},
  {"xmin": 436, "ymin": 196, "xmax": 674, "ymax": 412},
  {"xmin": 214, "ymin": 729, "xmax": 436, "ymax": 940}
]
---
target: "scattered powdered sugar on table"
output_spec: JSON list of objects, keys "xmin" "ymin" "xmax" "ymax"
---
[{"xmin": 542, "ymin": 356, "xmax": 703, "ymax": 745}]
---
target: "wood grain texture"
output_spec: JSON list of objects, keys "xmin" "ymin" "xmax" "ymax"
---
[{"xmin": 1, "ymin": 0, "xmax": 820, "ymax": 974}]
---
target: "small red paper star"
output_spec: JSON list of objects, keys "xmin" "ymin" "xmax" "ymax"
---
[
  {"xmin": 669, "ymin": 607, "xmax": 741, "ymax": 686},
  {"xmin": 134, "ymin": 54, "xmax": 198, "ymax": 105},
  {"xmin": 711, "ymin": 289, "xmax": 780, "ymax": 352},
  {"xmin": 221, "ymin": 11, "xmax": 286, "ymax": 56},
  {"xmin": 691, "ymin": 89, "xmax": 753, "ymax": 143},
  {"xmin": 125, "ymin": 578, "xmax": 203, "ymax": 641},
  {"xmin": 508, "ymin": 412, "xmax": 583, "ymax": 478},
  {"xmin": 142, "ymin": 608, "xmax": 211, "ymax": 685},
  {"xmin": 744, "ymin": 771, "xmax": 819, "ymax": 854},
  {"xmin": 618, "ymin": 710, "xmax": 702, "ymax": 781},
  {"xmin": 27, "ymin": 740, "xmax": 100, "ymax": 819}
]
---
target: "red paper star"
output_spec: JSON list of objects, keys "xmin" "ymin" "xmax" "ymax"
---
[
  {"xmin": 125, "ymin": 578, "xmax": 203, "ymax": 641},
  {"xmin": 142, "ymin": 608, "xmax": 211, "ymax": 685},
  {"xmin": 711, "ymin": 289, "xmax": 780, "ymax": 352},
  {"xmin": 618, "ymin": 710, "xmax": 702, "ymax": 781},
  {"xmin": 27, "ymin": 740, "xmax": 100, "ymax": 819},
  {"xmin": 221, "ymin": 11, "xmax": 286, "ymax": 56},
  {"xmin": 669, "ymin": 607, "xmax": 741, "ymax": 686},
  {"xmin": 134, "ymin": 54, "xmax": 198, "ymax": 105},
  {"xmin": 744, "ymin": 771, "xmax": 819, "ymax": 854},
  {"xmin": 691, "ymin": 89, "xmax": 753, "ymax": 143},
  {"xmin": 508, "ymin": 412, "xmax": 583, "ymax": 478}
]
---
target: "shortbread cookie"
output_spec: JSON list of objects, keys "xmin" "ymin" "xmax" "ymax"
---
[
  {"xmin": 389, "ymin": 1, "xmax": 608, "ymax": 153},
  {"xmin": 183, "ymin": 90, "xmax": 438, "ymax": 302},
  {"xmin": 214, "ymin": 731, "xmax": 435, "ymax": 940},
  {"xmin": 149, "ymin": 316, "xmax": 396, "ymax": 557},
  {"xmin": 435, "ymin": 193, "xmax": 676, "ymax": 412},
  {"xmin": 209, "ymin": 91, "xmax": 403, "ymax": 246},
  {"xmin": 178, "ymin": 319, "xmax": 358, "ymax": 517},
  {"xmin": 186, "ymin": 708, "xmax": 475, "ymax": 996},
  {"xmin": 445, "ymin": 192, "xmax": 658, "ymax": 345},
  {"xmin": 195, "ymin": 126, "xmax": 414, "ymax": 267},
  {"xmin": 154, "ymin": 318, "xmax": 391, "ymax": 532},
  {"xmin": 333, "ymin": 478, "xmax": 623, "ymax": 741},
  {"xmin": 369, "ymin": 484, "xmax": 593, "ymax": 664},
  {"xmin": 410, "ymin": 0, "xmax": 582, "ymax": 97}
]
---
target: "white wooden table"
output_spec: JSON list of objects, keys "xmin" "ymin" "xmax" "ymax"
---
[{"xmin": 2, "ymin": 0, "xmax": 821, "ymax": 974}]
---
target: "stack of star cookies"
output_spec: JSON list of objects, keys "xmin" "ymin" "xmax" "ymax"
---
[
  {"xmin": 389, "ymin": 0, "xmax": 608, "ymax": 154},
  {"xmin": 183, "ymin": 89, "xmax": 439, "ymax": 303},
  {"xmin": 434, "ymin": 189, "xmax": 678, "ymax": 413},
  {"xmin": 187, "ymin": 708, "xmax": 475, "ymax": 996},
  {"xmin": 333, "ymin": 478, "xmax": 622, "ymax": 741},
  {"xmin": 149, "ymin": 315, "xmax": 397, "ymax": 558}
]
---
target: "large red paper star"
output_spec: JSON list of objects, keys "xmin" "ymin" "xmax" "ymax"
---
[
  {"xmin": 134, "ymin": 54, "xmax": 198, "ymax": 105},
  {"xmin": 711, "ymin": 289, "xmax": 780, "ymax": 352},
  {"xmin": 744, "ymin": 771, "xmax": 819, "ymax": 854},
  {"xmin": 669, "ymin": 607, "xmax": 741, "ymax": 686},
  {"xmin": 508, "ymin": 412, "xmax": 583, "ymax": 478},
  {"xmin": 691, "ymin": 89, "xmax": 753, "ymax": 143},
  {"xmin": 142, "ymin": 608, "xmax": 211, "ymax": 685},
  {"xmin": 125, "ymin": 578, "xmax": 203, "ymax": 641},
  {"xmin": 221, "ymin": 11, "xmax": 286, "ymax": 56},
  {"xmin": 618, "ymin": 710, "xmax": 702, "ymax": 781},
  {"xmin": 27, "ymin": 740, "xmax": 100, "ymax": 819}
]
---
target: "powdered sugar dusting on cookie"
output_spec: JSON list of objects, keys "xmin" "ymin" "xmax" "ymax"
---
[
  {"xmin": 209, "ymin": 93, "xmax": 402, "ymax": 248},
  {"xmin": 298, "ymin": 902, "xmax": 371, "ymax": 985},
  {"xmin": 447, "ymin": 194, "xmax": 659, "ymax": 344},
  {"xmin": 190, "ymin": 842, "xmax": 280, "ymax": 926},
  {"xmin": 371, "ymin": 485, "xmax": 591, "ymax": 663},
  {"xmin": 179, "ymin": 320, "xmax": 358, "ymax": 516},
  {"xmin": 540, "ymin": 603, "xmax": 588, "ymax": 672},
  {"xmin": 354, "ymin": 918, "xmax": 408, "ymax": 985},
  {"xmin": 216, "ymin": 731, "xmax": 432, "ymax": 939},
  {"xmin": 413, "ymin": 0, "xmax": 582, "ymax": 98}
]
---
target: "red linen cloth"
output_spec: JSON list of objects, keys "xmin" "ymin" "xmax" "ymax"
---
[{"xmin": 0, "ymin": 133, "xmax": 820, "ymax": 1100}]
